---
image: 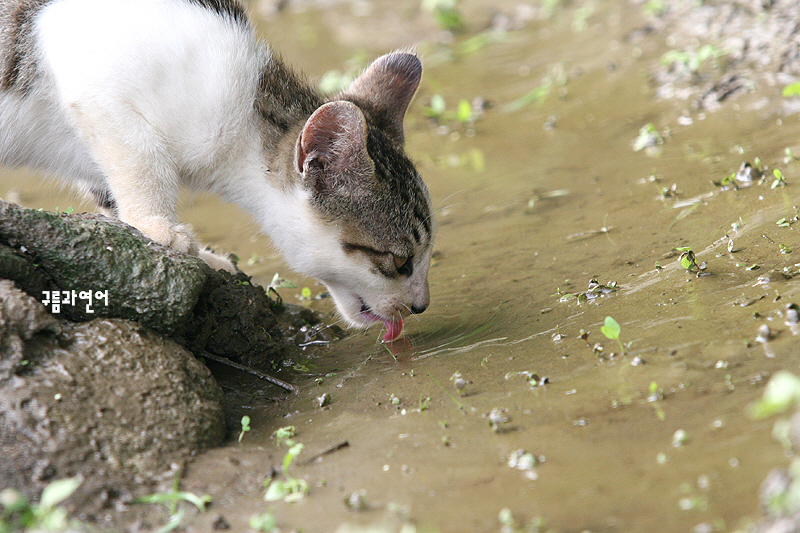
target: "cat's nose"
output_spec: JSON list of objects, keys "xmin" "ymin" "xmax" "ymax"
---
[{"xmin": 410, "ymin": 303, "xmax": 427, "ymax": 314}]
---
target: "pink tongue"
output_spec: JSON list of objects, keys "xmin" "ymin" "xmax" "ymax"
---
[{"xmin": 382, "ymin": 318, "xmax": 404, "ymax": 342}]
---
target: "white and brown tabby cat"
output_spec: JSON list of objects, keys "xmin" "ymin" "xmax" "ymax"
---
[{"xmin": 0, "ymin": 0, "xmax": 433, "ymax": 341}]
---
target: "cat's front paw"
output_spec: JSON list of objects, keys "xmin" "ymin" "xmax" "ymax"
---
[{"xmin": 134, "ymin": 217, "xmax": 199, "ymax": 255}]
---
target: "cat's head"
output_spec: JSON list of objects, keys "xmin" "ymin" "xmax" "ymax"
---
[{"xmin": 290, "ymin": 52, "xmax": 433, "ymax": 341}]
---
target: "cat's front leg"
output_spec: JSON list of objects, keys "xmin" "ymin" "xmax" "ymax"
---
[{"xmin": 71, "ymin": 106, "xmax": 197, "ymax": 254}]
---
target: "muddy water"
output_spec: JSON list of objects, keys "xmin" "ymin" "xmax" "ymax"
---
[{"xmin": 3, "ymin": 1, "xmax": 800, "ymax": 532}]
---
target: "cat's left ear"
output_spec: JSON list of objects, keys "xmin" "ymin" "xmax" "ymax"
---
[
  {"xmin": 343, "ymin": 52, "xmax": 422, "ymax": 144},
  {"xmin": 296, "ymin": 101, "xmax": 372, "ymax": 195}
]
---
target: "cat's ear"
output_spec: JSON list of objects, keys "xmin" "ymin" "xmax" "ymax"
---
[
  {"xmin": 343, "ymin": 52, "xmax": 422, "ymax": 144},
  {"xmin": 296, "ymin": 101, "xmax": 372, "ymax": 194}
]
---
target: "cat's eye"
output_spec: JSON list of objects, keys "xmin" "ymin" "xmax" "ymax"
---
[{"xmin": 394, "ymin": 255, "xmax": 413, "ymax": 277}]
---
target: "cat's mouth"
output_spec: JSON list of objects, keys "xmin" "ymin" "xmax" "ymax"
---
[{"xmin": 358, "ymin": 299, "xmax": 404, "ymax": 342}]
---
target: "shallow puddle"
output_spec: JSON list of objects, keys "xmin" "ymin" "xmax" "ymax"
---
[{"xmin": 3, "ymin": 0, "xmax": 800, "ymax": 532}]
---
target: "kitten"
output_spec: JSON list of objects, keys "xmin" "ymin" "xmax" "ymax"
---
[{"xmin": 0, "ymin": 0, "xmax": 433, "ymax": 341}]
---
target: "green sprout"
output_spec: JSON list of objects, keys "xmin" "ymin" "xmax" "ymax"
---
[
  {"xmin": 249, "ymin": 512, "xmax": 278, "ymax": 532},
  {"xmin": 507, "ymin": 83, "xmax": 551, "ymax": 111},
  {"xmin": 633, "ymin": 123, "xmax": 663, "ymax": 152},
  {"xmin": 267, "ymin": 273, "xmax": 297, "ymax": 303},
  {"xmin": 661, "ymin": 44, "xmax": 724, "ymax": 76},
  {"xmin": 423, "ymin": 95, "xmax": 474, "ymax": 124},
  {"xmin": 676, "ymin": 246, "xmax": 706, "ymax": 273},
  {"xmin": 318, "ymin": 69, "xmax": 356, "ymax": 94},
  {"xmin": 238, "ymin": 415, "xmax": 251, "ymax": 443},
  {"xmin": 273, "ymin": 426, "xmax": 296, "ymax": 447},
  {"xmin": 425, "ymin": 94, "xmax": 446, "ymax": 120},
  {"xmin": 456, "ymin": 99, "xmax": 473, "ymax": 123},
  {"xmin": 136, "ymin": 472, "xmax": 211, "ymax": 532},
  {"xmin": 783, "ymin": 82, "xmax": 800, "ymax": 97},
  {"xmin": 264, "ymin": 427, "xmax": 308, "ymax": 503},
  {"xmin": 0, "ymin": 477, "xmax": 82, "ymax": 532},
  {"xmin": 772, "ymin": 169, "xmax": 788, "ymax": 189},
  {"xmin": 418, "ymin": 396, "xmax": 431, "ymax": 411},
  {"xmin": 264, "ymin": 443, "xmax": 308, "ymax": 503},
  {"xmin": 749, "ymin": 371, "xmax": 800, "ymax": 419},
  {"xmin": 600, "ymin": 316, "xmax": 625, "ymax": 354},
  {"xmin": 421, "ymin": 0, "xmax": 464, "ymax": 32}
]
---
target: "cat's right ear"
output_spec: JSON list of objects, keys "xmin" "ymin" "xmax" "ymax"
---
[
  {"xmin": 343, "ymin": 52, "xmax": 422, "ymax": 144},
  {"xmin": 296, "ymin": 101, "xmax": 372, "ymax": 194}
]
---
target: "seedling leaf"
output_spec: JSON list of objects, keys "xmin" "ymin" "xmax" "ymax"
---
[
  {"xmin": 250, "ymin": 512, "xmax": 278, "ymax": 532},
  {"xmin": 39, "ymin": 477, "xmax": 81, "ymax": 510},
  {"xmin": 264, "ymin": 477, "xmax": 309, "ymax": 503},
  {"xmin": 783, "ymin": 82, "xmax": 800, "ymax": 97},
  {"xmin": 283, "ymin": 443, "xmax": 304, "ymax": 474},
  {"xmin": 600, "ymin": 316, "xmax": 620, "ymax": 340},
  {"xmin": 274, "ymin": 426, "xmax": 296, "ymax": 447},
  {"xmin": 600, "ymin": 316, "xmax": 625, "ymax": 354},
  {"xmin": 238, "ymin": 415, "xmax": 251, "ymax": 443},
  {"xmin": 457, "ymin": 99, "xmax": 473, "ymax": 123},
  {"xmin": 155, "ymin": 507, "xmax": 185, "ymax": 533},
  {"xmin": 749, "ymin": 371, "xmax": 800, "ymax": 419}
]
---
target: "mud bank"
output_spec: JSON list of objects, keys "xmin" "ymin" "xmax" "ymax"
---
[{"xmin": 0, "ymin": 200, "xmax": 335, "ymax": 524}]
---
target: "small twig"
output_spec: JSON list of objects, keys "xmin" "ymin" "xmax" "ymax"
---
[
  {"xmin": 300, "ymin": 441, "xmax": 350, "ymax": 465},
  {"xmin": 198, "ymin": 350, "xmax": 297, "ymax": 392}
]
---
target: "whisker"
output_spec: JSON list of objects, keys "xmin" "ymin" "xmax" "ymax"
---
[
  {"xmin": 436, "ymin": 189, "xmax": 466, "ymax": 207},
  {"xmin": 399, "ymin": 302, "xmax": 422, "ymax": 324}
]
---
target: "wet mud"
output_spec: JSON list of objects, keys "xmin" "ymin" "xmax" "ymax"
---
[
  {"xmin": 0, "ymin": 281, "xmax": 225, "ymax": 518},
  {"xmin": 4, "ymin": 0, "xmax": 800, "ymax": 531}
]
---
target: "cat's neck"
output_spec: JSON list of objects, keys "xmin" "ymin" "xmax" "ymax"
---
[
  {"xmin": 256, "ymin": 53, "xmax": 322, "ymax": 168},
  {"xmin": 209, "ymin": 53, "xmax": 323, "ymax": 263}
]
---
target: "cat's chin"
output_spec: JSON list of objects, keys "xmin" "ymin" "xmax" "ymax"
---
[{"xmin": 328, "ymin": 289, "xmax": 404, "ymax": 342}]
